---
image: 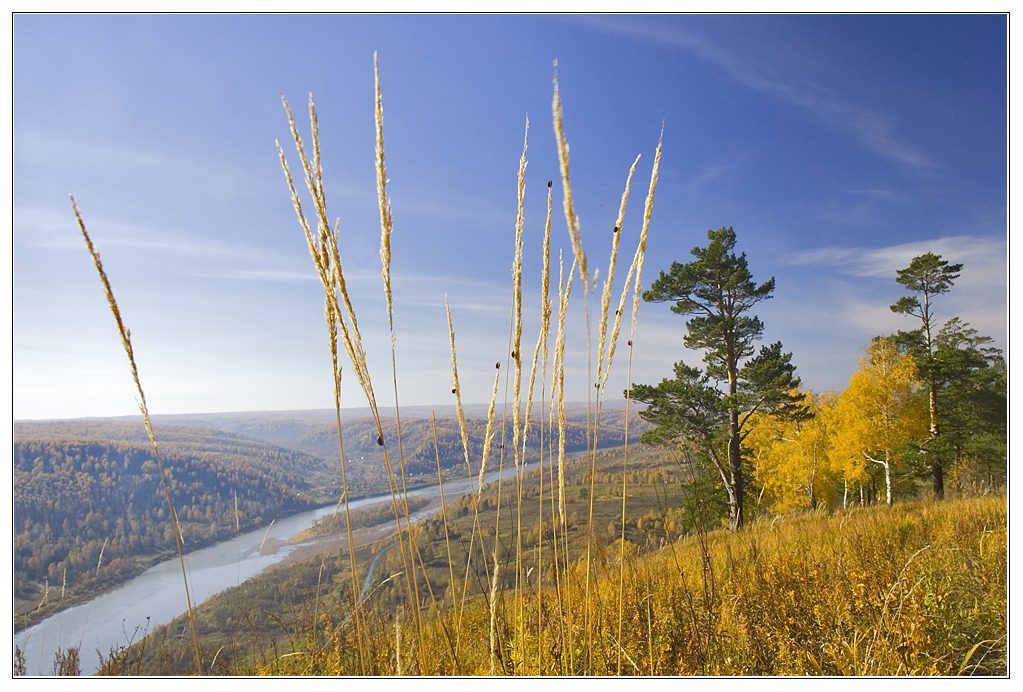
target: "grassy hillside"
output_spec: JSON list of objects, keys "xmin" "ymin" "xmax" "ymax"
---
[
  {"xmin": 255, "ymin": 494, "xmax": 1007, "ymax": 676},
  {"xmin": 88, "ymin": 445, "xmax": 1005, "ymax": 676}
]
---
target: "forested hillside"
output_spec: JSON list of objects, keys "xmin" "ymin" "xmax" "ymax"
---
[{"xmin": 12, "ymin": 423, "xmax": 331, "ymax": 628}]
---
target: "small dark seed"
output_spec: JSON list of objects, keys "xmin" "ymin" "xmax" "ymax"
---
[
  {"xmin": 627, "ymin": 339, "xmax": 633, "ymax": 346},
  {"xmin": 495, "ymin": 362, "xmax": 501, "ymax": 369},
  {"xmin": 613, "ymin": 226, "xmax": 619, "ymax": 233},
  {"xmin": 547, "ymin": 180, "xmax": 553, "ymax": 188},
  {"xmin": 376, "ymin": 435, "xmax": 384, "ymax": 446},
  {"xmin": 511, "ymin": 351, "xmax": 517, "ymax": 358},
  {"xmin": 451, "ymin": 388, "xmax": 456, "ymax": 394}
]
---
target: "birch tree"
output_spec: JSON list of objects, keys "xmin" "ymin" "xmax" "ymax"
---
[
  {"xmin": 746, "ymin": 390, "xmax": 837, "ymax": 513},
  {"xmin": 831, "ymin": 338, "xmax": 927, "ymax": 506}
]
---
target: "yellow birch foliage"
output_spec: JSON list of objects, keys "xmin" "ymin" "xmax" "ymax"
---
[
  {"xmin": 747, "ymin": 390, "xmax": 839, "ymax": 513},
  {"xmin": 830, "ymin": 339, "xmax": 928, "ymax": 488}
]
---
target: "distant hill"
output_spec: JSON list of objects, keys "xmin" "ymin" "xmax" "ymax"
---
[{"xmin": 156, "ymin": 401, "xmax": 649, "ymax": 472}]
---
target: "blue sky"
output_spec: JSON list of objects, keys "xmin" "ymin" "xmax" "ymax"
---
[{"xmin": 11, "ymin": 13, "xmax": 1008, "ymax": 419}]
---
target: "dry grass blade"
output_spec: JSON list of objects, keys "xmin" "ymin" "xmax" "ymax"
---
[
  {"xmin": 615, "ymin": 141, "xmax": 662, "ymax": 671},
  {"xmin": 478, "ymin": 363, "xmax": 503, "ymax": 492},
  {"xmin": 431, "ymin": 412, "xmax": 458, "ymax": 602},
  {"xmin": 281, "ymin": 90, "xmax": 437, "ymax": 672},
  {"xmin": 511, "ymin": 115, "xmax": 528, "ymax": 470},
  {"xmin": 595, "ymin": 154, "xmax": 641, "ymax": 389},
  {"xmin": 583, "ymin": 154, "xmax": 642, "ymax": 668},
  {"xmin": 71, "ymin": 196, "xmax": 203, "ymax": 676},
  {"xmin": 552, "ymin": 62, "xmax": 587, "ymax": 286},
  {"xmin": 604, "ymin": 131, "xmax": 662, "ymax": 389},
  {"xmin": 528, "ymin": 178, "xmax": 555, "ymax": 672},
  {"xmin": 627, "ymin": 128, "xmax": 663, "ymax": 338},
  {"xmin": 553, "ymin": 252, "xmax": 576, "ymax": 541},
  {"xmin": 488, "ymin": 560, "xmax": 502, "ymax": 675},
  {"xmin": 447, "ymin": 297, "xmax": 491, "ymax": 656},
  {"xmin": 552, "ymin": 251, "xmax": 577, "ymax": 671},
  {"xmin": 375, "ymin": 52, "xmax": 396, "ymax": 342},
  {"xmin": 445, "ymin": 296, "xmax": 472, "ymax": 473},
  {"xmin": 373, "ymin": 53, "xmax": 424, "ymax": 663},
  {"xmin": 511, "ymin": 115, "xmax": 529, "ymax": 659}
]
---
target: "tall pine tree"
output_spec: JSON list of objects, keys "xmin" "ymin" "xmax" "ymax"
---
[
  {"xmin": 633, "ymin": 227, "xmax": 803, "ymax": 530},
  {"xmin": 890, "ymin": 252, "xmax": 962, "ymax": 497}
]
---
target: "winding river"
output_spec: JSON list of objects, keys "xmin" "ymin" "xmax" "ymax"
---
[{"xmin": 14, "ymin": 460, "xmax": 539, "ymax": 676}]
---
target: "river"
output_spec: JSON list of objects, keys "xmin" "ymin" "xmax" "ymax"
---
[{"xmin": 14, "ymin": 459, "xmax": 539, "ymax": 676}]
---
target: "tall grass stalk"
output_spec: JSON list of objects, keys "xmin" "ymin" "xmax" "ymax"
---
[
  {"xmin": 71, "ymin": 197, "xmax": 203, "ymax": 676},
  {"xmin": 524, "ymin": 179, "xmax": 555, "ymax": 671},
  {"xmin": 277, "ymin": 105, "xmax": 366, "ymax": 671},
  {"xmin": 373, "ymin": 53, "xmax": 426, "ymax": 669},
  {"xmin": 553, "ymin": 252, "xmax": 577, "ymax": 671},
  {"xmin": 446, "ymin": 299, "xmax": 493, "ymax": 657},
  {"xmin": 488, "ymin": 561, "xmax": 502, "ymax": 674},
  {"xmin": 616, "ymin": 339, "xmax": 636, "ymax": 675},
  {"xmin": 509, "ymin": 115, "xmax": 529, "ymax": 669},
  {"xmin": 280, "ymin": 91, "xmax": 432, "ymax": 671},
  {"xmin": 582, "ymin": 154, "xmax": 641, "ymax": 667},
  {"xmin": 551, "ymin": 63, "xmax": 587, "ymax": 286},
  {"xmin": 475, "ymin": 362, "xmax": 503, "ymax": 658}
]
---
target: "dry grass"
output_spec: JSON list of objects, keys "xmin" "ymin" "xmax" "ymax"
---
[{"xmin": 71, "ymin": 197, "xmax": 204, "ymax": 676}]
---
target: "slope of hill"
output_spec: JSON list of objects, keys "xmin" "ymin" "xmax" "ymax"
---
[{"xmin": 105, "ymin": 492, "xmax": 1006, "ymax": 676}]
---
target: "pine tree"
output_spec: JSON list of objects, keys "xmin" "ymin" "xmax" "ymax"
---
[
  {"xmin": 634, "ymin": 227, "xmax": 803, "ymax": 530},
  {"xmin": 890, "ymin": 252, "xmax": 962, "ymax": 497}
]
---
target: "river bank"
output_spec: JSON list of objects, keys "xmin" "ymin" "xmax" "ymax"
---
[{"xmin": 14, "ymin": 460, "xmax": 539, "ymax": 675}]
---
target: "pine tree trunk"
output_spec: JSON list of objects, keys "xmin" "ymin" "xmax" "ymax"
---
[
  {"xmin": 728, "ymin": 408, "xmax": 743, "ymax": 531},
  {"xmin": 924, "ymin": 302, "xmax": 944, "ymax": 501}
]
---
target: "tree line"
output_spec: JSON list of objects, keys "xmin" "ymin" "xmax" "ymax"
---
[{"xmin": 633, "ymin": 228, "xmax": 1006, "ymax": 529}]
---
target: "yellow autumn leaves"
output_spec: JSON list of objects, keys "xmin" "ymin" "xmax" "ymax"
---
[{"xmin": 747, "ymin": 338, "xmax": 929, "ymax": 513}]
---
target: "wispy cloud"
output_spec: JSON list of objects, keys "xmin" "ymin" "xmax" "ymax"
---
[
  {"xmin": 777, "ymin": 233, "xmax": 1007, "ymax": 374},
  {"xmin": 213, "ymin": 269, "xmax": 320, "ymax": 283},
  {"xmin": 682, "ymin": 161, "xmax": 731, "ymax": 191},
  {"xmin": 577, "ymin": 17, "xmax": 935, "ymax": 173},
  {"xmin": 784, "ymin": 234, "xmax": 1006, "ymax": 282},
  {"xmin": 15, "ymin": 206, "xmax": 263, "ymax": 260},
  {"xmin": 846, "ymin": 188, "xmax": 908, "ymax": 203}
]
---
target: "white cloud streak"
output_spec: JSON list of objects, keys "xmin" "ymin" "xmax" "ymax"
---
[{"xmin": 784, "ymin": 234, "xmax": 1006, "ymax": 284}]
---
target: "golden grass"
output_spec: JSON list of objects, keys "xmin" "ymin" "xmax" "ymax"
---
[{"xmin": 551, "ymin": 64, "xmax": 587, "ymax": 286}]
